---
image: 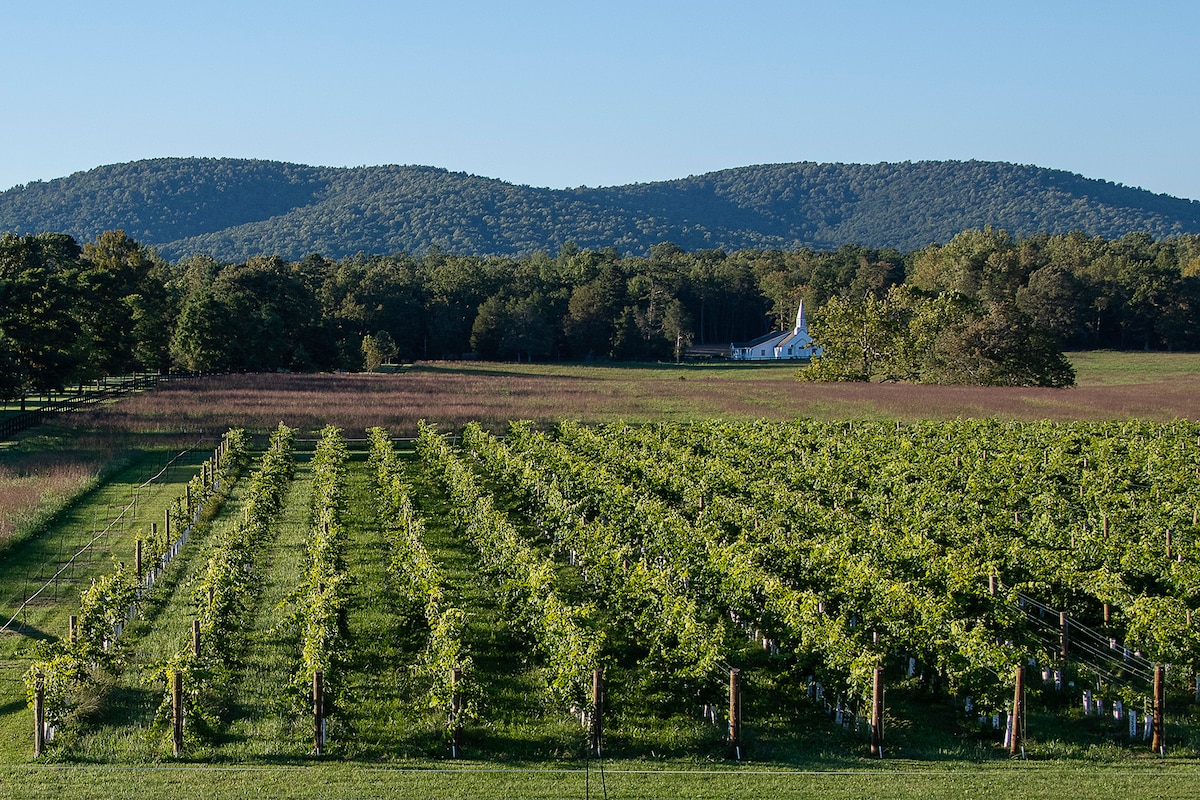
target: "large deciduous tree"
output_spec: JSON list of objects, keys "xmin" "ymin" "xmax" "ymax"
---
[
  {"xmin": 802, "ymin": 285, "xmax": 1075, "ymax": 387},
  {"xmin": 80, "ymin": 230, "xmax": 174, "ymax": 374},
  {"xmin": 0, "ymin": 233, "xmax": 83, "ymax": 400},
  {"xmin": 563, "ymin": 265, "xmax": 625, "ymax": 359},
  {"xmin": 169, "ymin": 286, "xmax": 230, "ymax": 372}
]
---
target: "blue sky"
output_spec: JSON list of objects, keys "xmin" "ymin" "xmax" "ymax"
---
[{"xmin": 3, "ymin": 1, "xmax": 1198, "ymax": 199}]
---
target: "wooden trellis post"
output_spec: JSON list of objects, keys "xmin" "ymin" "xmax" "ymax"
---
[
  {"xmin": 1152, "ymin": 664, "xmax": 1166, "ymax": 755},
  {"xmin": 1009, "ymin": 664, "xmax": 1025, "ymax": 756},
  {"xmin": 172, "ymin": 670, "xmax": 184, "ymax": 757},
  {"xmin": 728, "ymin": 668, "xmax": 742, "ymax": 759}
]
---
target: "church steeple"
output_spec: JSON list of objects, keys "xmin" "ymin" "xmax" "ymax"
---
[{"xmin": 794, "ymin": 300, "xmax": 807, "ymax": 334}]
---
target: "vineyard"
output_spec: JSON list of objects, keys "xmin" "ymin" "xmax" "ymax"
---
[{"xmin": 2, "ymin": 417, "xmax": 1200, "ymax": 770}]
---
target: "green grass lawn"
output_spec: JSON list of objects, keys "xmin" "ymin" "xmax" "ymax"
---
[
  {"xmin": 411, "ymin": 350, "xmax": 1200, "ymax": 386},
  {"xmin": 0, "ymin": 760, "xmax": 1196, "ymax": 800},
  {"xmin": 1067, "ymin": 350, "xmax": 1200, "ymax": 385}
]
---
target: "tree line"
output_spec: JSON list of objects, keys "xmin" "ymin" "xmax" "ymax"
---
[{"xmin": 2, "ymin": 227, "xmax": 1199, "ymax": 397}]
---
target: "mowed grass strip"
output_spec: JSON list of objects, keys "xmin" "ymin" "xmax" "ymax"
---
[
  {"xmin": 332, "ymin": 449, "xmax": 424, "ymax": 759},
  {"xmin": 215, "ymin": 455, "xmax": 313, "ymax": 760},
  {"xmin": 1068, "ymin": 350, "xmax": 1200, "ymax": 385},
  {"xmin": 0, "ymin": 761, "xmax": 1197, "ymax": 800}
]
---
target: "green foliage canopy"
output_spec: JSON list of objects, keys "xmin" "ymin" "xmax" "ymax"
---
[{"xmin": 3, "ymin": 158, "xmax": 1199, "ymax": 262}]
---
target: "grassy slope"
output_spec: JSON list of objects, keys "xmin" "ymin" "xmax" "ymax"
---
[{"xmin": 0, "ymin": 449, "xmax": 209, "ymax": 760}]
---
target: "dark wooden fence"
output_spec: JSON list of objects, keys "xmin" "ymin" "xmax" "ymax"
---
[{"xmin": 0, "ymin": 373, "xmax": 201, "ymax": 441}]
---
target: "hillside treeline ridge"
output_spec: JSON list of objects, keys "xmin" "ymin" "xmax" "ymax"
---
[
  {"xmin": 1, "ymin": 158, "xmax": 1199, "ymax": 261},
  {"xmin": 3, "ymin": 227, "xmax": 1199, "ymax": 396}
]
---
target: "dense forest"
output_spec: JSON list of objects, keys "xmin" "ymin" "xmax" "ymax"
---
[
  {"xmin": 2, "ymin": 158, "xmax": 1199, "ymax": 262},
  {"xmin": 3, "ymin": 227, "xmax": 1199, "ymax": 397}
]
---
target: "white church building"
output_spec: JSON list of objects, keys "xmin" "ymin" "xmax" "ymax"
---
[{"xmin": 730, "ymin": 301, "xmax": 822, "ymax": 361}]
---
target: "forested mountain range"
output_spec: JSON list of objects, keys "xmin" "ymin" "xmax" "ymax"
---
[{"xmin": 2, "ymin": 158, "xmax": 1198, "ymax": 262}]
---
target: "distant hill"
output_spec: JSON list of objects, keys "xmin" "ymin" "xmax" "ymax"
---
[{"xmin": 2, "ymin": 157, "xmax": 1199, "ymax": 261}]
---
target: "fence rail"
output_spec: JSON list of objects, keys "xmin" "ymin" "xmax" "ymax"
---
[{"xmin": 0, "ymin": 373, "xmax": 203, "ymax": 441}]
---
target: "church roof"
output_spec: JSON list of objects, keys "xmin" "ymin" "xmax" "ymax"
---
[{"xmin": 732, "ymin": 301, "xmax": 813, "ymax": 349}]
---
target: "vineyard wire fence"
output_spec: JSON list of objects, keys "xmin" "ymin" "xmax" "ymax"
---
[
  {"xmin": 1013, "ymin": 590, "xmax": 1157, "ymax": 691},
  {"xmin": 0, "ymin": 441, "xmax": 209, "ymax": 636}
]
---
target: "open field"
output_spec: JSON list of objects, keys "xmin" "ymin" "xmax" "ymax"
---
[{"xmin": 66, "ymin": 351, "xmax": 1200, "ymax": 439}]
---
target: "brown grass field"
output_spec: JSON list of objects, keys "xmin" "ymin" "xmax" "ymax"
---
[
  {"xmin": 65, "ymin": 350, "xmax": 1200, "ymax": 438},
  {"xmin": 0, "ymin": 457, "xmax": 101, "ymax": 547}
]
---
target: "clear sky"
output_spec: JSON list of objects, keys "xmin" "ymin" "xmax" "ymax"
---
[{"xmin": 2, "ymin": 1, "xmax": 1197, "ymax": 199}]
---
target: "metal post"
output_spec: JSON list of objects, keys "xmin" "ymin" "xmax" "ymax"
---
[
  {"xmin": 172, "ymin": 670, "xmax": 184, "ymax": 757},
  {"xmin": 314, "ymin": 671, "xmax": 324, "ymax": 755},
  {"xmin": 450, "ymin": 667, "xmax": 463, "ymax": 758},
  {"xmin": 33, "ymin": 673, "xmax": 45, "ymax": 758},
  {"xmin": 591, "ymin": 667, "xmax": 603, "ymax": 757}
]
